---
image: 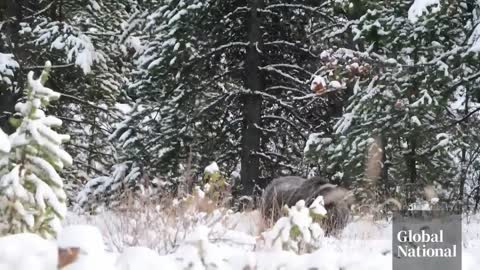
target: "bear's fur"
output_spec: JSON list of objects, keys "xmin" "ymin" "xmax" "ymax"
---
[{"xmin": 261, "ymin": 176, "xmax": 352, "ymax": 236}]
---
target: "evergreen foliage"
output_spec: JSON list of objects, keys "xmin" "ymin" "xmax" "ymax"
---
[
  {"xmin": 0, "ymin": 62, "xmax": 71, "ymax": 238},
  {"xmin": 2, "ymin": 0, "xmax": 480, "ymax": 212},
  {"xmin": 305, "ymin": 0, "xmax": 480, "ymax": 209}
]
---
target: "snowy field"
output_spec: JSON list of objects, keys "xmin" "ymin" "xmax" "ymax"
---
[
  {"xmin": 1, "ymin": 204, "xmax": 480, "ymax": 270},
  {"xmin": 58, "ymin": 209, "xmax": 480, "ymax": 270}
]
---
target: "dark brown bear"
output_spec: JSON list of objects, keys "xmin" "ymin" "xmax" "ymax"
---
[{"xmin": 261, "ymin": 176, "xmax": 352, "ymax": 237}]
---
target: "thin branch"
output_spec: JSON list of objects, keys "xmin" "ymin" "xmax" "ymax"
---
[
  {"xmin": 59, "ymin": 93, "xmax": 110, "ymax": 113},
  {"xmin": 24, "ymin": 1, "xmax": 56, "ymax": 19},
  {"xmin": 265, "ymin": 85, "xmax": 306, "ymax": 95},
  {"xmin": 209, "ymin": 42, "xmax": 249, "ymax": 55},
  {"xmin": 262, "ymin": 115, "xmax": 306, "ymax": 140},
  {"xmin": 263, "ymin": 40, "xmax": 314, "ymax": 56},
  {"xmin": 56, "ymin": 116, "xmax": 113, "ymax": 133},
  {"xmin": 82, "ymin": 31, "xmax": 118, "ymax": 37},
  {"xmin": 261, "ymin": 64, "xmax": 313, "ymax": 76},
  {"xmin": 452, "ymin": 106, "xmax": 480, "ymax": 125},
  {"xmin": 309, "ymin": 23, "xmax": 345, "ymax": 38},
  {"xmin": 260, "ymin": 66, "xmax": 306, "ymax": 85},
  {"xmin": 67, "ymin": 143, "xmax": 114, "ymax": 157},
  {"xmin": 24, "ymin": 63, "xmax": 76, "ymax": 70},
  {"xmin": 265, "ymin": 3, "xmax": 324, "ymax": 12},
  {"xmin": 224, "ymin": 7, "xmax": 250, "ymax": 20},
  {"xmin": 73, "ymin": 160, "xmax": 107, "ymax": 175}
]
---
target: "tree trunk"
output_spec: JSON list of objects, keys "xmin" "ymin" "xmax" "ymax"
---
[
  {"xmin": 474, "ymin": 175, "xmax": 480, "ymax": 213},
  {"xmin": 239, "ymin": 0, "xmax": 263, "ymax": 197},
  {"xmin": 380, "ymin": 134, "xmax": 390, "ymax": 198},
  {"xmin": 459, "ymin": 89, "xmax": 469, "ymax": 210},
  {"xmin": 406, "ymin": 137, "xmax": 417, "ymax": 205}
]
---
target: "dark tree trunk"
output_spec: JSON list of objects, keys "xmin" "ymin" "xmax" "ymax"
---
[
  {"xmin": 406, "ymin": 137, "xmax": 417, "ymax": 205},
  {"xmin": 474, "ymin": 175, "xmax": 480, "ymax": 213},
  {"xmin": 239, "ymin": 0, "xmax": 263, "ymax": 197},
  {"xmin": 459, "ymin": 89, "xmax": 469, "ymax": 209},
  {"xmin": 380, "ymin": 134, "xmax": 390, "ymax": 197}
]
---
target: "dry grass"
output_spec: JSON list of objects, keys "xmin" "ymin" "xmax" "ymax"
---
[{"xmin": 66, "ymin": 185, "xmax": 256, "ymax": 254}]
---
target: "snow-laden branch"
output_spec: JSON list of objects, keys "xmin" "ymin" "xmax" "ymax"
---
[
  {"xmin": 224, "ymin": 7, "xmax": 250, "ymax": 20},
  {"xmin": 253, "ymin": 123, "xmax": 276, "ymax": 133},
  {"xmin": 242, "ymin": 89, "xmax": 293, "ymax": 109},
  {"xmin": 324, "ymin": 21, "xmax": 356, "ymax": 39},
  {"xmin": 292, "ymin": 93, "xmax": 318, "ymax": 101},
  {"xmin": 208, "ymin": 42, "xmax": 249, "ymax": 55},
  {"xmin": 265, "ymin": 85, "xmax": 306, "ymax": 95},
  {"xmin": 58, "ymin": 92, "xmax": 110, "ymax": 113},
  {"xmin": 263, "ymin": 41, "xmax": 312, "ymax": 55},
  {"xmin": 196, "ymin": 93, "xmax": 229, "ymax": 117},
  {"xmin": 24, "ymin": 63, "xmax": 76, "ymax": 70},
  {"xmin": 258, "ymin": 9, "xmax": 281, "ymax": 17},
  {"xmin": 260, "ymin": 66, "xmax": 306, "ymax": 85},
  {"xmin": 265, "ymin": 4, "xmax": 323, "ymax": 12},
  {"xmin": 262, "ymin": 64, "xmax": 313, "ymax": 76},
  {"xmin": 309, "ymin": 22, "xmax": 349, "ymax": 38}
]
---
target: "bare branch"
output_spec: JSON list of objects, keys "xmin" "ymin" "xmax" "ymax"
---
[{"xmin": 59, "ymin": 93, "xmax": 111, "ymax": 113}]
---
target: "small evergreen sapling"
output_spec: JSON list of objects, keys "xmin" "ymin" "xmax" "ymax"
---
[
  {"xmin": 202, "ymin": 162, "xmax": 228, "ymax": 202},
  {"xmin": 261, "ymin": 196, "xmax": 327, "ymax": 254},
  {"xmin": 0, "ymin": 62, "xmax": 72, "ymax": 238}
]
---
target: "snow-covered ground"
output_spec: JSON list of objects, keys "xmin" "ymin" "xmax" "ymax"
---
[
  {"xmin": 62, "ymin": 209, "xmax": 480, "ymax": 270},
  {"xmin": 2, "ymin": 208, "xmax": 480, "ymax": 270}
]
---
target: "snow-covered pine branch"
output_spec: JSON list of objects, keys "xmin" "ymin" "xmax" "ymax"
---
[
  {"xmin": 0, "ymin": 53, "xmax": 19, "ymax": 87},
  {"xmin": 31, "ymin": 21, "xmax": 103, "ymax": 74}
]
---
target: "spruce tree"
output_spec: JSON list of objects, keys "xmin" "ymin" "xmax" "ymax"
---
[
  {"xmin": 1, "ymin": 0, "xmax": 142, "ymax": 201},
  {"xmin": 305, "ymin": 0, "xmax": 480, "ymax": 208},
  {"xmin": 0, "ymin": 62, "xmax": 72, "ymax": 237},
  {"xmin": 112, "ymin": 0, "xmax": 338, "ymax": 200}
]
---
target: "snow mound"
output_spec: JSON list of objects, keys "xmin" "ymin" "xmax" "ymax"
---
[
  {"xmin": 329, "ymin": 80, "xmax": 343, "ymax": 89},
  {"xmin": 57, "ymin": 225, "xmax": 105, "ymax": 253},
  {"xmin": 0, "ymin": 233, "xmax": 57, "ymax": 270},
  {"xmin": 204, "ymin": 162, "xmax": 220, "ymax": 174},
  {"xmin": 0, "ymin": 129, "xmax": 10, "ymax": 153},
  {"xmin": 58, "ymin": 225, "xmax": 116, "ymax": 270},
  {"xmin": 408, "ymin": 0, "xmax": 440, "ymax": 23},
  {"xmin": 115, "ymin": 246, "xmax": 176, "ymax": 270},
  {"xmin": 58, "ymin": 211, "xmax": 480, "ymax": 270},
  {"xmin": 310, "ymin": 75, "xmax": 326, "ymax": 91}
]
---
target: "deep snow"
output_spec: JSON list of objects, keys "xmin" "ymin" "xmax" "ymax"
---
[{"xmin": 1, "ymin": 210, "xmax": 479, "ymax": 270}]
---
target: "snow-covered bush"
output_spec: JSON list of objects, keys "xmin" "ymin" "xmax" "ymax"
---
[
  {"xmin": 260, "ymin": 196, "xmax": 327, "ymax": 254},
  {"xmin": 0, "ymin": 62, "xmax": 72, "ymax": 238},
  {"xmin": 202, "ymin": 162, "xmax": 229, "ymax": 203}
]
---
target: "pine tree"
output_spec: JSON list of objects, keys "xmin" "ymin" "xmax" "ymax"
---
[
  {"xmin": 0, "ymin": 62, "xmax": 72, "ymax": 238},
  {"xmin": 305, "ymin": 0, "xmax": 480, "ymax": 209},
  {"xmin": 111, "ymin": 0, "xmax": 339, "ymax": 201},
  {"xmin": 0, "ymin": 0, "xmax": 144, "ymax": 201}
]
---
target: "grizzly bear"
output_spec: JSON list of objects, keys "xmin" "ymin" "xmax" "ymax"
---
[{"xmin": 261, "ymin": 176, "xmax": 352, "ymax": 236}]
